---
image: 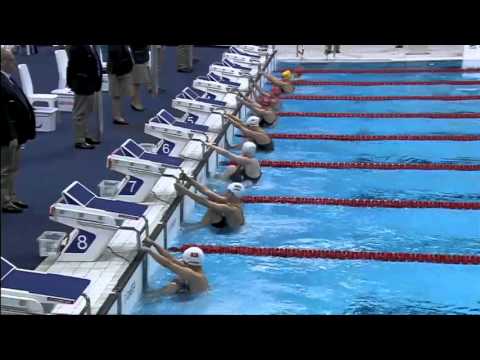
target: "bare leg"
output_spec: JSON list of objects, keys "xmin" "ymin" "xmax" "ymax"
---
[
  {"xmin": 144, "ymin": 283, "xmax": 179, "ymax": 301},
  {"xmin": 182, "ymin": 222, "xmax": 209, "ymax": 232},
  {"xmin": 131, "ymin": 83, "xmax": 144, "ymax": 110},
  {"xmin": 112, "ymin": 96, "xmax": 128, "ymax": 124}
]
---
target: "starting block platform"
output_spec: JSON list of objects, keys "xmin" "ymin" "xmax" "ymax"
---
[{"xmin": 1, "ymin": 257, "xmax": 91, "ymax": 314}]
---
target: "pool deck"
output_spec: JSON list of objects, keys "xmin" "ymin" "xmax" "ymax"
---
[{"xmin": 275, "ymin": 45, "xmax": 478, "ymax": 63}]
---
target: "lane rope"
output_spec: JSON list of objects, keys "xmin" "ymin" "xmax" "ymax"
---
[
  {"xmin": 259, "ymin": 160, "xmax": 480, "ymax": 171},
  {"xmin": 277, "ymin": 112, "xmax": 480, "ymax": 119},
  {"xmin": 291, "ymin": 80, "xmax": 480, "ymax": 86},
  {"xmin": 263, "ymin": 134, "xmax": 480, "ymax": 141},
  {"xmin": 241, "ymin": 196, "xmax": 480, "ymax": 210},
  {"xmin": 169, "ymin": 245, "xmax": 480, "ymax": 265},
  {"xmin": 281, "ymin": 67, "xmax": 480, "ymax": 74},
  {"xmin": 280, "ymin": 95, "xmax": 480, "ymax": 101}
]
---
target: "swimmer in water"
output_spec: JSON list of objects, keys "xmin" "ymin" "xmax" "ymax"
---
[
  {"xmin": 174, "ymin": 174, "xmax": 245, "ymax": 230},
  {"xmin": 142, "ymin": 240, "xmax": 208, "ymax": 296},
  {"xmin": 225, "ymin": 114, "xmax": 274, "ymax": 152},
  {"xmin": 261, "ymin": 69, "xmax": 296, "ymax": 94},
  {"xmin": 208, "ymin": 141, "xmax": 262, "ymax": 185},
  {"xmin": 237, "ymin": 96, "xmax": 278, "ymax": 128}
]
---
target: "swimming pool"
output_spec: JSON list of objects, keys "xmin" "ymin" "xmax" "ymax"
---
[{"xmin": 132, "ymin": 59, "xmax": 480, "ymax": 315}]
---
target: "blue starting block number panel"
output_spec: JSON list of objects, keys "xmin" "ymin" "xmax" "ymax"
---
[
  {"xmin": 64, "ymin": 229, "xmax": 96, "ymax": 254},
  {"xmin": 118, "ymin": 176, "xmax": 144, "ymax": 196}
]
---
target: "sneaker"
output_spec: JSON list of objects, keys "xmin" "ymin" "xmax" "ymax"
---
[
  {"xmin": 113, "ymin": 118, "xmax": 129, "ymax": 125},
  {"xmin": 85, "ymin": 137, "xmax": 101, "ymax": 145},
  {"xmin": 130, "ymin": 103, "xmax": 145, "ymax": 112},
  {"xmin": 11, "ymin": 200, "xmax": 28, "ymax": 209},
  {"xmin": 2, "ymin": 202, "xmax": 23, "ymax": 213},
  {"xmin": 75, "ymin": 142, "xmax": 95, "ymax": 150}
]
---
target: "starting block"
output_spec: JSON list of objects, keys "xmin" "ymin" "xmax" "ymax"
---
[
  {"xmin": 106, "ymin": 138, "xmax": 199, "ymax": 204},
  {"xmin": 1, "ymin": 257, "xmax": 90, "ymax": 314},
  {"xmin": 144, "ymin": 110, "xmax": 217, "ymax": 174},
  {"xmin": 235, "ymin": 45, "xmax": 272, "ymax": 56},
  {"xmin": 48, "ymin": 181, "xmax": 152, "ymax": 262},
  {"xmin": 181, "ymin": 86, "xmax": 238, "ymax": 109},
  {"xmin": 205, "ymin": 71, "xmax": 250, "ymax": 92}
]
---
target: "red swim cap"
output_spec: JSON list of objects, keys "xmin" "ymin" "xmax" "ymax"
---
[
  {"xmin": 259, "ymin": 96, "xmax": 272, "ymax": 107},
  {"xmin": 271, "ymin": 86, "xmax": 282, "ymax": 96}
]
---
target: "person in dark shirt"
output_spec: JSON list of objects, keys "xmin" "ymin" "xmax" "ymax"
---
[
  {"xmin": 66, "ymin": 45, "xmax": 103, "ymax": 149},
  {"xmin": 1, "ymin": 48, "xmax": 36, "ymax": 213},
  {"xmin": 107, "ymin": 45, "xmax": 134, "ymax": 125},
  {"xmin": 129, "ymin": 45, "xmax": 152, "ymax": 112}
]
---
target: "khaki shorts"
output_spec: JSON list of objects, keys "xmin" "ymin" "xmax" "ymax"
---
[
  {"xmin": 132, "ymin": 63, "xmax": 152, "ymax": 86},
  {"xmin": 108, "ymin": 73, "xmax": 133, "ymax": 98}
]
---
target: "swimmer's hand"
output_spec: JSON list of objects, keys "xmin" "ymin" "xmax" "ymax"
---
[
  {"xmin": 142, "ymin": 239, "xmax": 155, "ymax": 247},
  {"xmin": 140, "ymin": 246, "xmax": 152, "ymax": 253},
  {"xmin": 174, "ymin": 182, "xmax": 187, "ymax": 194},
  {"xmin": 179, "ymin": 171, "xmax": 190, "ymax": 182}
]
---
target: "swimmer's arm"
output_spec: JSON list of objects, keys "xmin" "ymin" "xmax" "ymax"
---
[
  {"xmin": 175, "ymin": 183, "xmax": 225, "ymax": 209},
  {"xmin": 254, "ymin": 83, "xmax": 268, "ymax": 96},
  {"xmin": 144, "ymin": 248, "xmax": 196, "ymax": 280},
  {"xmin": 145, "ymin": 240, "xmax": 184, "ymax": 267},
  {"xmin": 184, "ymin": 176, "xmax": 226, "ymax": 202},
  {"xmin": 229, "ymin": 153, "xmax": 251, "ymax": 166},
  {"xmin": 226, "ymin": 116, "xmax": 249, "ymax": 132},
  {"xmin": 262, "ymin": 72, "xmax": 283, "ymax": 86},
  {"xmin": 209, "ymin": 144, "xmax": 250, "ymax": 166},
  {"xmin": 225, "ymin": 113, "xmax": 243, "ymax": 123}
]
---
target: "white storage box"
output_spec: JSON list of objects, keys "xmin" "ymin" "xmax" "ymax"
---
[
  {"xmin": 139, "ymin": 143, "xmax": 157, "ymax": 153},
  {"xmin": 98, "ymin": 180, "xmax": 120, "ymax": 198},
  {"xmin": 34, "ymin": 107, "xmax": 58, "ymax": 132},
  {"xmin": 102, "ymin": 74, "xmax": 109, "ymax": 92},
  {"xmin": 37, "ymin": 231, "xmax": 68, "ymax": 257},
  {"xmin": 51, "ymin": 88, "xmax": 74, "ymax": 112}
]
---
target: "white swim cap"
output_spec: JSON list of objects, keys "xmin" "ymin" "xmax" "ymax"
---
[
  {"xmin": 246, "ymin": 116, "xmax": 260, "ymax": 126},
  {"xmin": 241, "ymin": 141, "xmax": 257, "ymax": 156},
  {"xmin": 227, "ymin": 182, "xmax": 245, "ymax": 198},
  {"xmin": 182, "ymin": 247, "xmax": 205, "ymax": 266}
]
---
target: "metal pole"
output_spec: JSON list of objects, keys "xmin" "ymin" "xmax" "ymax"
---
[{"xmin": 94, "ymin": 46, "xmax": 104, "ymax": 141}]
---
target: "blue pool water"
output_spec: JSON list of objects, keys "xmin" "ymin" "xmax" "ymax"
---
[
  {"xmin": 283, "ymin": 85, "xmax": 480, "ymax": 97},
  {"xmin": 281, "ymin": 100, "xmax": 480, "ymax": 113},
  {"xmin": 133, "ymin": 60, "xmax": 480, "ymax": 315}
]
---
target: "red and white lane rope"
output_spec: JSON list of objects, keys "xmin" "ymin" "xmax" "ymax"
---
[
  {"xmin": 241, "ymin": 196, "xmax": 480, "ymax": 210},
  {"xmin": 291, "ymin": 80, "xmax": 480, "ymax": 86},
  {"xmin": 263, "ymin": 134, "xmax": 480, "ymax": 141},
  {"xmin": 258, "ymin": 160, "xmax": 480, "ymax": 171},
  {"xmin": 277, "ymin": 112, "xmax": 480, "ymax": 119},
  {"xmin": 280, "ymin": 67, "xmax": 480, "ymax": 74},
  {"xmin": 169, "ymin": 245, "xmax": 480, "ymax": 265},
  {"xmin": 280, "ymin": 95, "xmax": 480, "ymax": 101}
]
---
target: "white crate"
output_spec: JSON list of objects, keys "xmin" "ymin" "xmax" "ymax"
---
[
  {"xmin": 34, "ymin": 107, "xmax": 58, "ymax": 132},
  {"xmin": 139, "ymin": 143, "xmax": 157, "ymax": 153},
  {"xmin": 98, "ymin": 180, "xmax": 120, "ymax": 198},
  {"xmin": 37, "ymin": 231, "xmax": 68, "ymax": 257},
  {"xmin": 51, "ymin": 89, "xmax": 74, "ymax": 112}
]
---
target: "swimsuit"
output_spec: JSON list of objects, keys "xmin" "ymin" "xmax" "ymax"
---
[
  {"xmin": 259, "ymin": 117, "xmax": 274, "ymax": 128},
  {"xmin": 256, "ymin": 141, "xmax": 274, "ymax": 152},
  {"xmin": 173, "ymin": 278, "xmax": 190, "ymax": 294},
  {"xmin": 211, "ymin": 216, "xmax": 228, "ymax": 229},
  {"xmin": 230, "ymin": 165, "xmax": 261, "ymax": 184}
]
